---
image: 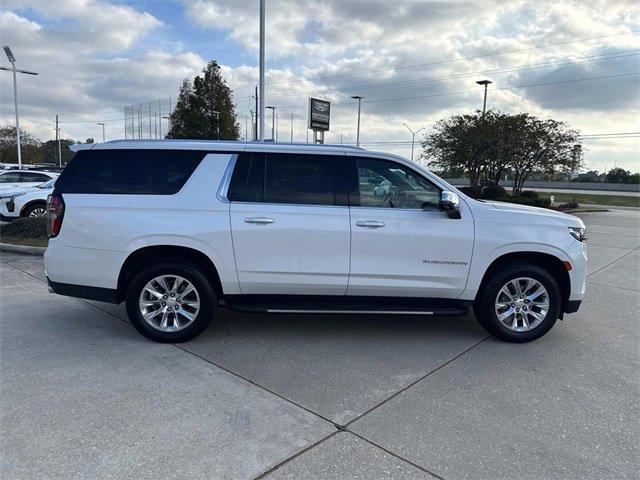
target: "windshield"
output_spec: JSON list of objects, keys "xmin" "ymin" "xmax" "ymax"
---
[{"xmin": 39, "ymin": 179, "xmax": 56, "ymax": 189}]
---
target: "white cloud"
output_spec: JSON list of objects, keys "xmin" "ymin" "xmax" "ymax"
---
[{"xmin": 0, "ymin": 0, "xmax": 638, "ymax": 171}]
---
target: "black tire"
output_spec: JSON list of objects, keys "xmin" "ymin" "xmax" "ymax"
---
[
  {"xmin": 22, "ymin": 202, "xmax": 47, "ymax": 218},
  {"xmin": 125, "ymin": 261, "xmax": 216, "ymax": 343},
  {"xmin": 473, "ymin": 262, "xmax": 561, "ymax": 343}
]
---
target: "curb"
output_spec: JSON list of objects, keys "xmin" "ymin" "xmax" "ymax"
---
[{"xmin": 0, "ymin": 242, "xmax": 45, "ymax": 256}]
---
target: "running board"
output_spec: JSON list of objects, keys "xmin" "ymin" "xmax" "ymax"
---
[{"xmin": 223, "ymin": 295, "xmax": 469, "ymax": 317}]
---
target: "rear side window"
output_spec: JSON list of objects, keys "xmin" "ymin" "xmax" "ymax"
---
[
  {"xmin": 230, "ymin": 153, "xmax": 349, "ymax": 206},
  {"xmin": 21, "ymin": 172, "xmax": 51, "ymax": 183},
  {"xmin": 54, "ymin": 149, "xmax": 205, "ymax": 195}
]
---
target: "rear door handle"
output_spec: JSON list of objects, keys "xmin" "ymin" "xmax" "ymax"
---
[
  {"xmin": 356, "ymin": 220, "xmax": 385, "ymax": 228},
  {"xmin": 244, "ymin": 217, "xmax": 275, "ymax": 224}
]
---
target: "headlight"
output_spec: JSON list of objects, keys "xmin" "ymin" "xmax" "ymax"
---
[
  {"xmin": 0, "ymin": 193, "xmax": 24, "ymax": 201},
  {"xmin": 568, "ymin": 226, "xmax": 587, "ymax": 242}
]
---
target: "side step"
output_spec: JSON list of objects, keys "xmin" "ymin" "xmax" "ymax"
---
[{"xmin": 223, "ymin": 295, "xmax": 469, "ymax": 317}]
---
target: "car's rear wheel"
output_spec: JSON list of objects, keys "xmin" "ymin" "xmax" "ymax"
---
[
  {"xmin": 474, "ymin": 263, "xmax": 561, "ymax": 342},
  {"xmin": 125, "ymin": 261, "xmax": 216, "ymax": 342}
]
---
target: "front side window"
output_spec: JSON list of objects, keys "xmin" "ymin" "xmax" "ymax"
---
[
  {"xmin": 0, "ymin": 172, "xmax": 20, "ymax": 183},
  {"xmin": 356, "ymin": 158, "xmax": 440, "ymax": 210}
]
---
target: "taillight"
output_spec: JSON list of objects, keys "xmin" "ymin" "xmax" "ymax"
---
[{"xmin": 46, "ymin": 194, "xmax": 65, "ymax": 238}]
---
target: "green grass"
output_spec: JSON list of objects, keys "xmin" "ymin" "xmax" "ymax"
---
[
  {"xmin": 540, "ymin": 192, "xmax": 640, "ymax": 208},
  {"xmin": 0, "ymin": 217, "xmax": 48, "ymax": 248}
]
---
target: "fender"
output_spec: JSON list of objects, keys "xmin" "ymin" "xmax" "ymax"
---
[
  {"xmin": 460, "ymin": 241, "xmax": 572, "ymax": 301},
  {"xmin": 122, "ymin": 234, "xmax": 241, "ymax": 295}
]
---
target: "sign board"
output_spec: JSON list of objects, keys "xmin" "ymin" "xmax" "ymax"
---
[{"xmin": 308, "ymin": 98, "xmax": 330, "ymax": 131}]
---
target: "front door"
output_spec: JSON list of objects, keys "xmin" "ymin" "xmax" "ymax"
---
[
  {"xmin": 347, "ymin": 156, "xmax": 474, "ymax": 299},
  {"xmin": 229, "ymin": 152, "xmax": 351, "ymax": 295}
]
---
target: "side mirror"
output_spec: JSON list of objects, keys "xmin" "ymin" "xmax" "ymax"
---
[{"xmin": 440, "ymin": 191, "xmax": 461, "ymax": 219}]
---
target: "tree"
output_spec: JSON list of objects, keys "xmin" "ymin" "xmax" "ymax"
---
[
  {"xmin": 167, "ymin": 61, "xmax": 240, "ymax": 140},
  {"xmin": 40, "ymin": 139, "xmax": 76, "ymax": 165},
  {"xmin": 605, "ymin": 167, "xmax": 632, "ymax": 184},
  {"xmin": 0, "ymin": 125, "xmax": 43, "ymax": 164},
  {"xmin": 423, "ymin": 111, "xmax": 582, "ymax": 194}
]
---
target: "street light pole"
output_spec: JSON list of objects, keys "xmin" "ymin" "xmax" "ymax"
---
[
  {"xmin": 259, "ymin": 0, "xmax": 265, "ymax": 142},
  {"xmin": 266, "ymin": 106, "xmax": 276, "ymax": 141},
  {"xmin": 403, "ymin": 123, "xmax": 425, "ymax": 162},
  {"xmin": 2, "ymin": 47, "xmax": 38, "ymax": 168},
  {"xmin": 351, "ymin": 95, "xmax": 363, "ymax": 147},
  {"xmin": 97, "ymin": 123, "xmax": 105, "ymax": 143},
  {"xmin": 476, "ymin": 79, "xmax": 492, "ymax": 115}
]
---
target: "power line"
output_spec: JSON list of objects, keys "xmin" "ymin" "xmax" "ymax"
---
[
  {"xmin": 232, "ymin": 29, "xmax": 640, "ymax": 92},
  {"xmin": 266, "ymin": 71, "xmax": 640, "ymax": 111},
  {"xmin": 264, "ymin": 49, "xmax": 639, "ymax": 100}
]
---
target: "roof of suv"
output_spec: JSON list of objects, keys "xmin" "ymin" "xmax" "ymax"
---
[{"xmin": 71, "ymin": 139, "xmax": 367, "ymax": 155}]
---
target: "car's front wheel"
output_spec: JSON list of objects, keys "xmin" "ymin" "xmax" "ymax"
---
[
  {"xmin": 125, "ymin": 261, "xmax": 216, "ymax": 343},
  {"xmin": 474, "ymin": 263, "xmax": 561, "ymax": 342},
  {"xmin": 23, "ymin": 202, "xmax": 47, "ymax": 218}
]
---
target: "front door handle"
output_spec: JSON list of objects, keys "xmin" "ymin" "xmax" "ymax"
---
[
  {"xmin": 356, "ymin": 220, "xmax": 385, "ymax": 228},
  {"xmin": 244, "ymin": 217, "xmax": 275, "ymax": 224}
]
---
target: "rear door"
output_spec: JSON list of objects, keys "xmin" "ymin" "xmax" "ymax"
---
[
  {"xmin": 20, "ymin": 172, "xmax": 53, "ymax": 188},
  {"xmin": 229, "ymin": 152, "xmax": 352, "ymax": 295},
  {"xmin": 347, "ymin": 156, "xmax": 474, "ymax": 299}
]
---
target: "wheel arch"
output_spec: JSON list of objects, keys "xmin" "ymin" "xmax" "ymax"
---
[
  {"xmin": 117, "ymin": 245, "xmax": 223, "ymax": 303},
  {"xmin": 20, "ymin": 199, "xmax": 47, "ymax": 217},
  {"xmin": 476, "ymin": 251, "xmax": 571, "ymax": 313}
]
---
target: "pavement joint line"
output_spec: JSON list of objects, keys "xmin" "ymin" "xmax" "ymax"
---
[
  {"xmin": 173, "ymin": 343, "xmax": 341, "ymax": 428},
  {"xmin": 587, "ymin": 245, "xmax": 640, "ymax": 277},
  {"xmin": 344, "ymin": 335, "xmax": 491, "ymax": 428},
  {"xmin": 586, "ymin": 281, "xmax": 640, "ymax": 292},
  {"xmin": 252, "ymin": 431, "xmax": 339, "ymax": 480},
  {"xmin": 347, "ymin": 430, "xmax": 445, "ymax": 480}
]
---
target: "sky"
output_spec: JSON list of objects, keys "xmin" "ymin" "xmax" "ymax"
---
[{"xmin": 0, "ymin": 0, "xmax": 639, "ymax": 172}]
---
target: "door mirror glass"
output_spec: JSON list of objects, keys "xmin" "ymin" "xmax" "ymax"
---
[{"xmin": 440, "ymin": 191, "xmax": 460, "ymax": 218}]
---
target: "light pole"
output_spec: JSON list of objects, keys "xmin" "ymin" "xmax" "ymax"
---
[
  {"xmin": 351, "ymin": 95, "xmax": 363, "ymax": 147},
  {"xmin": 1, "ymin": 46, "xmax": 38, "ymax": 168},
  {"xmin": 402, "ymin": 123, "xmax": 425, "ymax": 162},
  {"xmin": 97, "ymin": 123, "xmax": 105, "ymax": 143},
  {"xmin": 266, "ymin": 106, "xmax": 276, "ymax": 141},
  {"xmin": 162, "ymin": 116, "xmax": 171, "ymax": 137},
  {"xmin": 476, "ymin": 79, "xmax": 492, "ymax": 115},
  {"xmin": 259, "ymin": 0, "xmax": 265, "ymax": 141}
]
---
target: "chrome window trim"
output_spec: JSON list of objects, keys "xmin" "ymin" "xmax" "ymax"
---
[{"xmin": 216, "ymin": 153, "xmax": 239, "ymax": 203}]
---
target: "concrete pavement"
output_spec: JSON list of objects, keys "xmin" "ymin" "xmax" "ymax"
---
[{"xmin": 1, "ymin": 210, "xmax": 638, "ymax": 479}]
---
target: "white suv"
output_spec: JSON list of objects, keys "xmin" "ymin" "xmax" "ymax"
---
[{"xmin": 44, "ymin": 141, "xmax": 587, "ymax": 343}]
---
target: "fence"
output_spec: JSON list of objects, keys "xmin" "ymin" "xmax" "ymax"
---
[{"xmin": 124, "ymin": 97, "xmax": 174, "ymax": 140}]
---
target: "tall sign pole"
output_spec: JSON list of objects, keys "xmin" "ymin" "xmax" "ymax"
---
[{"xmin": 259, "ymin": 0, "xmax": 265, "ymax": 142}]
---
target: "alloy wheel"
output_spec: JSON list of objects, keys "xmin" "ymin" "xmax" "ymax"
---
[
  {"xmin": 138, "ymin": 275, "xmax": 200, "ymax": 332},
  {"xmin": 494, "ymin": 277, "xmax": 549, "ymax": 332}
]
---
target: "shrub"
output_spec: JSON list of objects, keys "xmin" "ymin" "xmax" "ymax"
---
[
  {"xmin": 509, "ymin": 196, "xmax": 536, "ymax": 206},
  {"xmin": 481, "ymin": 184, "xmax": 508, "ymax": 200},
  {"xmin": 0, "ymin": 216, "xmax": 47, "ymax": 239},
  {"xmin": 534, "ymin": 197, "xmax": 551, "ymax": 208},
  {"xmin": 458, "ymin": 186, "xmax": 482, "ymax": 199},
  {"xmin": 520, "ymin": 190, "xmax": 539, "ymax": 200}
]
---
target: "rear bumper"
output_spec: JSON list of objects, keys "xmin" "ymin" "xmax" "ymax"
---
[{"xmin": 47, "ymin": 277, "xmax": 119, "ymax": 304}]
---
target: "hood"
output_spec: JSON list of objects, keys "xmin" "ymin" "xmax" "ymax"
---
[
  {"xmin": 0, "ymin": 187, "xmax": 34, "ymax": 199},
  {"xmin": 485, "ymin": 200, "xmax": 584, "ymax": 228}
]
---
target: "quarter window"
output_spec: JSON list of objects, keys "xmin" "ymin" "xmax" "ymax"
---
[{"xmin": 355, "ymin": 158, "xmax": 440, "ymax": 210}]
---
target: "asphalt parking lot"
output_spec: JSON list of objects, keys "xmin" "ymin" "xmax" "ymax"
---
[{"xmin": 1, "ymin": 209, "xmax": 638, "ymax": 480}]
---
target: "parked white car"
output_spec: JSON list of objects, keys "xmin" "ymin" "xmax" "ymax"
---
[
  {"xmin": 0, "ymin": 170, "xmax": 58, "ymax": 191},
  {"xmin": 0, "ymin": 178, "xmax": 55, "ymax": 219},
  {"xmin": 45, "ymin": 140, "xmax": 587, "ymax": 344}
]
